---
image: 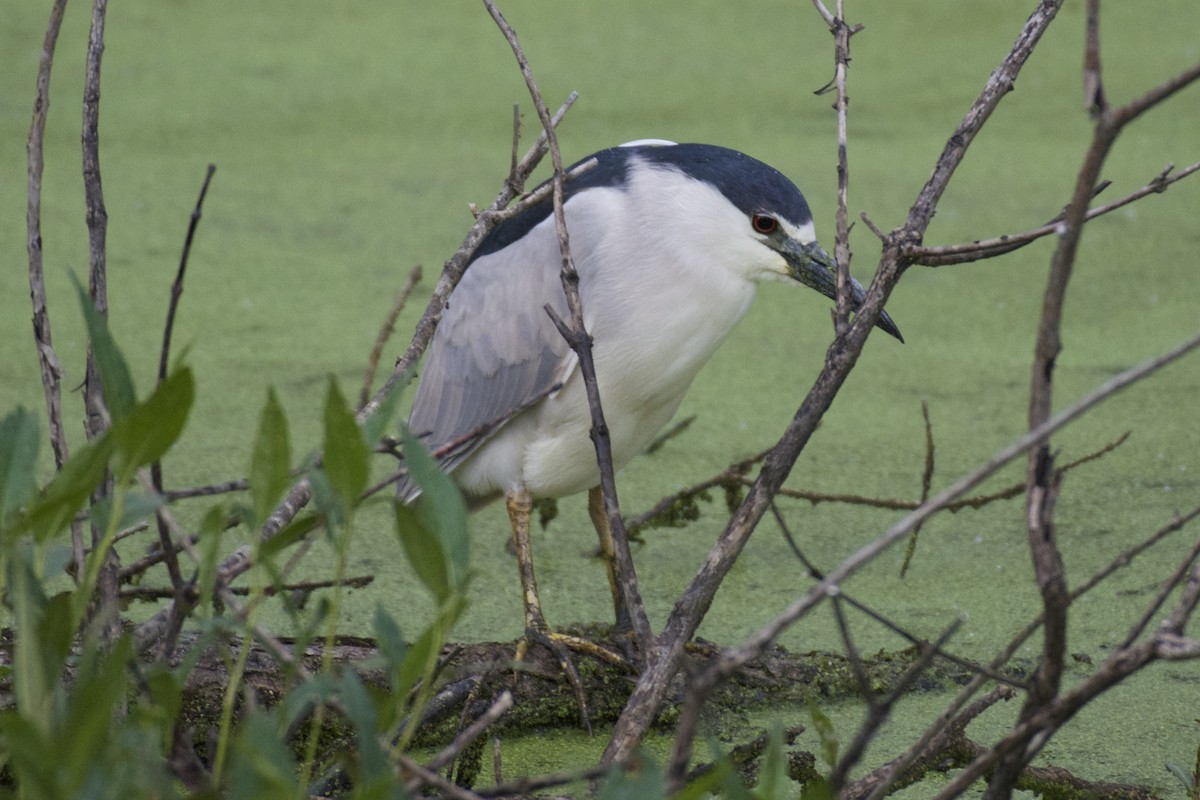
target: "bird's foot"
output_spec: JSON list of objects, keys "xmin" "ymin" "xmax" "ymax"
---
[{"xmin": 513, "ymin": 621, "xmax": 630, "ymax": 734}]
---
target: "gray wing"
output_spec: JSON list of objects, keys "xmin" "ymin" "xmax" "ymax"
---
[{"xmin": 402, "ymin": 216, "xmax": 576, "ymax": 495}]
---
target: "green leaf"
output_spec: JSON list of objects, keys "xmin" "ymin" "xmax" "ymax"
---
[
  {"xmin": 89, "ymin": 490, "xmax": 164, "ymax": 535},
  {"xmin": 322, "ymin": 377, "xmax": 369, "ymax": 511},
  {"xmin": 61, "ymin": 636, "xmax": 134, "ymax": 788},
  {"xmin": 0, "ymin": 407, "xmax": 39, "ymax": 529},
  {"xmin": 1166, "ymin": 762, "xmax": 1195, "ymax": 790},
  {"xmin": 227, "ymin": 712, "xmax": 299, "ymax": 800},
  {"xmin": 338, "ymin": 670, "xmax": 389, "ymax": 782},
  {"xmin": 26, "ymin": 433, "xmax": 114, "ymax": 543},
  {"xmin": 8, "ymin": 547, "xmax": 57, "ymax": 735},
  {"xmin": 112, "ymin": 366, "xmax": 195, "ymax": 482},
  {"xmin": 72, "ymin": 271, "xmax": 136, "ymax": 422},
  {"xmin": 372, "ymin": 604, "xmax": 408, "ymax": 674},
  {"xmin": 401, "ymin": 425, "xmax": 468, "ymax": 590},
  {"xmin": 0, "ymin": 711, "xmax": 59, "ymax": 800},
  {"xmin": 394, "ymin": 502, "xmax": 449, "ymax": 602},
  {"xmin": 249, "ymin": 388, "xmax": 291, "ymax": 528},
  {"xmin": 806, "ymin": 694, "xmax": 838, "ymax": 768},
  {"xmin": 359, "ymin": 373, "xmax": 408, "ymax": 447},
  {"xmin": 257, "ymin": 511, "xmax": 320, "ymax": 561},
  {"xmin": 196, "ymin": 503, "xmax": 227, "ymax": 608},
  {"xmin": 395, "ymin": 624, "xmax": 438, "ymax": 706},
  {"xmin": 596, "ymin": 749, "xmax": 668, "ymax": 800},
  {"xmin": 756, "ymin": 724, "xmax": 788, "ymax": 800}
]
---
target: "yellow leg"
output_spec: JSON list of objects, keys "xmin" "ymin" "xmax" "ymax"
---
[{"xmin": 505, "ymin": 485, "xmax": 628, "ymax": 732}]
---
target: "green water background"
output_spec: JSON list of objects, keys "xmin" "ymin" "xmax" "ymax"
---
[{"xmin": 3, "ymin": 1, "xmax": 1199, "ymax": 792}]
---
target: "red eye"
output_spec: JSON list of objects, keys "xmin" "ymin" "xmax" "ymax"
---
[{"xmin": 751, "ymin": 214, "xmax": 778, "ymax": 235}]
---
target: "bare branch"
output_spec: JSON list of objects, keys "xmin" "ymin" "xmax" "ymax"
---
[
  {"xmin": 482, "ymin": 0, "xmax": 654, "ymax": 659},
  {"xmin": 906, "ymin": 160, "xmax": 1200, "ymax": 266},
  {"xmin": 360, "ymin": 264, "xmax": 423, "ymax": 410},
  {"xmin": 26, "ymin": 0, "xmax": 75, "ymax": 573}
]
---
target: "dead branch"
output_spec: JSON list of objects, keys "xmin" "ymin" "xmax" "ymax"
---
[
  {"xmin": 906, "ymin": 160, "xmax": 1200, "ymax": 266},
  {"xmin": 989, "ymin": 11, "xmax": 1200, "ymax": 791},
  {"xmin": 602, "ymin": 0, "xmax": 1072, "ymax": 767},
  {"xmin": 359, "ymin": 264, "xmax": 423, "ymax": 410},
  {"xmin": 482, "ymin": 0, "xmax": 654, "ymax": 659},
  {"xmin": 25, "ymin": 0, "xmax": 71, "ymax": 480}
]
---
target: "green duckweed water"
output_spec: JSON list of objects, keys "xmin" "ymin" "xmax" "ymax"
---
[{"xmin": 3, "ymin": 1, "xmax": 1199, "ymax": 793}]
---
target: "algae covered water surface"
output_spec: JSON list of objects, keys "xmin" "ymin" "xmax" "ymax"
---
[{"xmin": 2, "ymin": 0, "xmax": 1198, "ymax": 791}]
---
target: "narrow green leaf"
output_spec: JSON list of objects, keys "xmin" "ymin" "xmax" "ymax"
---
[
  {"xmin": 756, "ymin": 724, "xmax": 788, "ymax": 800},
  {"xmin": 282, "ymin": 674, "xmax": 336, "ymax": 730},
  {"xmin": 196, "ymin": 503, "xmax": 226, "ymax": 608},
  {"xmin": 401, "ymin": 425, "xmax": 469, "ymax": 589},
  {"xmin": 596, "ymin": 749, "xmax": 668, "ymax": 800},
  {"xmin": 228, "ymin": 712, "xmax": 299, "ymax": 799},
  {"xmin": 338, "ymin": 670, "xmax": 389, "ymax": 781},
  {"xmin": 112, "ymin": 366, "xmax": 195, "ymax": 482},
  {"xmin": 8, "ymin": 547, "xmax": 54, "ymax": 735},
  {"xmin": 89, "ymin": 490, "xmax": 164, "ymax": 535},
  {"xmin": 0, "ymin": 407, "xmax": 39, "ymax": 529},
  {"xmin": 372, "ymin": 604, "xmax": 408, "ymax": 674},
  {"xmin": 395, "ymin": 624, "xmax": 437, "ymax": 706},
  {"xmin": 0, "ymin": 711, "xmax": 59, "ymax": 799},
  {"xmin": 249, "ymin": 388, "xmax": 291, "ymax": 528},
  {"xmin": 62, "ymin": 636, "xmax": 134, "ymax": 784},
  {"xmin": 71, "ymin": 271, "xmax": 135, "ymax": 422},
  {"xmin": 257, "ymin": 511, "xmax": 321, "ymax": 560},
  {"xmin": 806, "ymin": 694, "xmax": 839, "ymax": 768},
  {"xmin": 26, "ymin": 432, "xmax": 114, "ymax": 543},
  {"xmin": 359, "ymin": 373, "xmax": 408, "ymax": 447},
  {"xmin": 394, "ymin": 502, "xmax": 449, "ymax": 602},
  {"xmin": 1167, "ymin": 762, "xmax": 1195, "ymax": 790},
  {"xmin": 322, "ymin": 377, "xmax": 369, "ymax": 510}
]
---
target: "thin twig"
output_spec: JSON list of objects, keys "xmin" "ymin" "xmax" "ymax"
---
[
  {"xmin": 482, "ymin": 0, "xmax": 654, "ymax": 659},
  {"xmin": 24, "ymin": 0, "xmax": 82, "ymax": 582},
  {"xmin": 152, "ymin": 164, "xmax": 217, "ymax": 658},
  {"xmin": 905, "ymin": 160, "xmax": 1200, "ymax": 266},
  {"xmin": 406, "ymin": 691, "xmax": 513, "ymax": 792},
  {"xmin": 359, "ymin": 264, "xmax": 423, "ymax": 410}
]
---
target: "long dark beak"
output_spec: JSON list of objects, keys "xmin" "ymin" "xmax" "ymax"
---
[{"xmin": 781, "ymin": 239, "xmax": 904, "ymax": 343}]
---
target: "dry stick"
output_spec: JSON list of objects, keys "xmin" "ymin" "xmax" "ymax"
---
[
  {"xmin": 119, "ymin": 575, "xmax": 373, "ymax": 602},
  {"xmin": 772, "ymin": 495, "xmax": 1021, "ymax": 689},
  {"xmin": 828, "ymin": 0, "xmax": 862, "ymax": 337},
  {"xmin": 151, "ymin": 164, "xmax": 217, "ymax": 659},
  {"xmin": 602, "ymin": 1, "xmax": 1068, "ymax": 766},
  {"xmin": 132, "ymin": 469, "xmax": 308, "ymax": 677},
  {"xmin": 848, "ymin": 686, "xmax": 1018, "ymax": 800},
  {"xmin": 134, "ymin": 93, "xmax": 578, "ymax": 654},
  {"xmin": 624, "ymin": 449, "xmax": 770, "ymax": 535},
  {"xmin": 756, "ymin": 429, "xmax": 1129, "ymax": 513},
  {"xmin": 861, "ymin": 503, "xmax": 1200, "ymax": 800},
  {"xmin": 666, "ymin": 325, "xmax": 1200, "ymax": 779},
  {"xmin": 481, "ymin": 0, "xmax": 655, "ymax": 660},
  {"xmin": 80, "ymin": 0, "xmax": 124, "ymax": 643},
  {"xmin": 359, "ymin": 264, "xmax": 423, "ymax": 410},
  {"xmin": 990, "ymin": 14, "xmax": 1200, "ymax": 794},
  {"xmin": 827, "ymin": 616, "xmax": 964, "ymax": 795},
  {"xmin": 906, "ymin": 160, "xmax": 1200, "ymax": 266},
  {"xmin": 932, "ymin": 615, "xmax": 1196, "ymax": 799},
  {"xmin": 396, "ymin": 753, "xmax": 485, "ymax": 800},
  {"xmin": 899, "ymin": 400, "xmax": 936, "ymax": 576},
  {"xmin": 404, "ymin": 690, "xmax": 513, "ymax": 794},
  {"xmin": 26, "ymin": 0, "xmax": 76, "ymax": 572}
]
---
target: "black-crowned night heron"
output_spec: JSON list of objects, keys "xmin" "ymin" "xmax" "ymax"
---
[{"xmin": 400, "ymin": 140, "xmax": 901, "ymax": 655}]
